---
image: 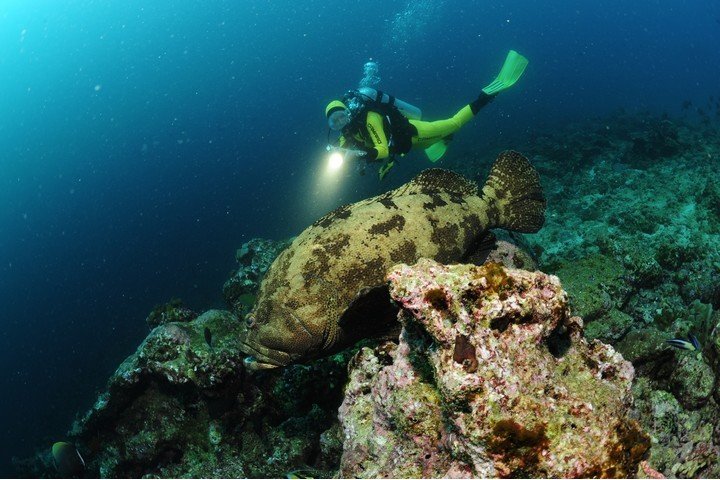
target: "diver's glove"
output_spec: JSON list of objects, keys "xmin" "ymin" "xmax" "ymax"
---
[
  {"xmin": 330, "ymin": 146, "xmax": 370, "ymax": 162},
  {"xmin": 357, "ymin": 147, "xmax": 380, "ymax": 162},
  {"xmin": 344, "ymin": 149, "xmax": 367, "ymax": 162},
  {"xmin": 470, "ymin": 91, "xmax": 497, "ymax": 114}
]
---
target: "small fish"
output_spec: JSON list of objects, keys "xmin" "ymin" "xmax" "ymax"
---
[
  {"xmin": 204, "ymin": 327, "xmax": 213, "ymax": 349},
  {"xmin": 681, "ymin": 99, "xmax": 692, "ymax": 110},
  {"xmin": 52, "ymin": 441, "xmax": 85, "ymax": 478},
  {"xmin": 666, "ymin": 334, "xmax": 701, "ymax": 351}
]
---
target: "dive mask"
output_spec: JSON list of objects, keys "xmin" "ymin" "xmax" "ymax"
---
[{"xmin": 328, "ymin": 109, "xmax": 350, "ymax": 131}]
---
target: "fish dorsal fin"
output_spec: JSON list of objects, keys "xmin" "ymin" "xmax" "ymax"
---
[{"xmin": 399, "ymin": 168, "xmax": 478, "ymax": 197}]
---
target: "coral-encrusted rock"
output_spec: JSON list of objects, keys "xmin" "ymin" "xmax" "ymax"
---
[
  {"xmin": 484, "ymin": 239, "xmax": 538, "ymax": 271},
  {"xmin": 669, "ymin": 354, "xmax": 715, "ymax": 410},
  {"xmin": 113, "ymin": 309, "xmax": 243, "ymax": 390},
  {"xmin": 339, "ymin": 259, "xmax": 649, "ymax": 478},
  {"xmin": 66, "ymin": 310, "xmax": 247, "ymax": 477},
  {"xmin": 145, "ymin": 298, "xmax": 198, "ymax": 328}
]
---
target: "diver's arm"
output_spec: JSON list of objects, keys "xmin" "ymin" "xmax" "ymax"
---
[
  {"xmin": 334, "ymin": 135, "xmax": 370, "ymax": 161},
  {"xmin": 362, "ymin": 111, "xmax": 389, "ymax": 161}
]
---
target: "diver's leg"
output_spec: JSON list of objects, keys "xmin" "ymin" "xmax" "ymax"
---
[
  {"xmin": 470, "ymin": 91, "xmax": 496, "ymax": 114},
  {"xmin": 411, "ymin": 105, "xmax": 475, "ymax": 148},
  {"xmin": 411, "ymin": 91, "xmax": 497, "ymax": 149}
]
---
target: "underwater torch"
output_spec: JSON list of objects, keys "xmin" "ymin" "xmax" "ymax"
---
[{"xmin": 325, "ymin": 145, "xmax": 367, "ymax": 174}]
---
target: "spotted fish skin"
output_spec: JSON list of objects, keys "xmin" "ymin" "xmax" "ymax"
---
[{"xmin": 241, "ymin": 151, "xmax": 545, "ymax": 370}]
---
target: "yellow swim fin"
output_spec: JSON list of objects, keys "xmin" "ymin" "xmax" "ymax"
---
[
  {"xmin": 425, "ymin": 139, "xmax": 449, "ymax": 163},
  {"xmin": 482, "ymin": 50, "xmax": 528, "ymax": 95}
]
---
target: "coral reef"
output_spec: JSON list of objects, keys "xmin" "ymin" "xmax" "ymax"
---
[
  {"xmin": 554, "ymin": 254, "xmax": 631, "ymax": 324},
  {"xmin": 517, "ymin": 111, "xmax": 720, "ymax": 478},
  {"xmin": 16, "ymin": 233, "xmax": 587, "ymax": 479},
  {"xmin": 338, "ymin": 259, "xmax": 649, "ymax": 478},
  {"xmin": 632, "ymin": 378, "xmax": 720, "ymax": 478},
  {"xmin": 69, "ymin": 310, "xmax": 249, "ymax": 477}
]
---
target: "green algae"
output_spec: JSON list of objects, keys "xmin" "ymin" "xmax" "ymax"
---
[
  {"xmin": 669, "ymin": 354, "xmax": 715, "ymax": 409},
  {"xmin": 585, "ymin": 308, "xmax": 633, "ymax": 344}
]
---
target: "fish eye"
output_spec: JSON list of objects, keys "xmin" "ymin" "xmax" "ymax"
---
[{"xmin": 245, "ymin": 315, "xmax": 256, "ymax": 328}]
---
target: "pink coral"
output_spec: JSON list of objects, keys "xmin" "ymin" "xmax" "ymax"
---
[{"xmin": 338, "ymin": 259, "xmax": 649, "ymax": 478}]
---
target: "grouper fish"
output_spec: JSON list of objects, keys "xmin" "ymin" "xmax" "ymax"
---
[{"xmin": 241, "ymin": 150, "xmax": 546, "ymax": 370}]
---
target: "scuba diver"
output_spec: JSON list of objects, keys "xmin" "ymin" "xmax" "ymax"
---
[{"xmin": 325, "ymin": 50, "xmax": 528, "ymax": 180}]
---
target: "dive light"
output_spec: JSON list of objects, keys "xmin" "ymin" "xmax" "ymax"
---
[{"xmin": 325, "ymin": 145, "xmax": 367, "ymax": 173}]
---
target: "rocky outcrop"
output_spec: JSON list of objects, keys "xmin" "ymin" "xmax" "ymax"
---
[
  {"xmin": 70, "ymin": 310, "xmax": 249, "ymax": 477},
  {"xmin": 47, "ymin": 308, "xmax": 345, "ymax": 478},
  {"xmin": 338, "ymin": 259, "xmax": 649, "ymax": 478},
  {"xmin": 145, "ymin": 298, "xmax": 198, "ymax": 329}
]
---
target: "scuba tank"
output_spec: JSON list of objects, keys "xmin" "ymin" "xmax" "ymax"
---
[{"xmin": 356, "ymin": 87, "xmax": 422, "ymax": 121}]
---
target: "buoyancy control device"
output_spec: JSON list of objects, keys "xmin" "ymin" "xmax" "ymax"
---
[{"xmin": 342, "ymin": 87, "xmax": 421, "ymax": 156}]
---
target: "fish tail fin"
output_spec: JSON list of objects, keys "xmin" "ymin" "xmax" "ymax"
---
[{"xmin": 481, "ymin": 150, "xmax": 546, "ymax": 233}]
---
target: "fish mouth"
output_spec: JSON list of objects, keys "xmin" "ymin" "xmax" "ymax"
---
[
  {"xmin": 243, "ymin": 356, "xmax": 282, "ymax": 371},
  {"xmin": 239, "ymin": 339, "xmax": 294, "ymax": 372}
]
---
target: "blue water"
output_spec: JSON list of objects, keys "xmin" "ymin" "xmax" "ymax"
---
[{"xmin": 1, "ymin": 0, "xmax": 718, "ymax": 474}]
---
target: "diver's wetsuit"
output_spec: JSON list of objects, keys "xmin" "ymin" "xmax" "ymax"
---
[{"xmin": 339, "ymin": 93, "xmax": 494, "ymax": 161}]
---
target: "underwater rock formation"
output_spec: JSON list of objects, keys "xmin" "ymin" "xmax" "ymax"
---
[
  {"xmin": 632, "ymin": 377, "xmax": 720, "ymax": 478},
  {"xmin": 109, "ymin": 310, "xmax": 244, "ymax": 390},
  {"xmin": 475, "ymin": 235, "xmax": 539, "ymax": 271},
  {"xmin": 145, "ymin": 298, "xmax": 199, "ymax": 329},
  {"xmin": 34, "ymin": 308, "xmax": 346, "ymax": 478},
  {"xmin": 69, "ymin": 310, "xmax": 247, "ymax": 476},
  {"xmin": 20, "ymin": 232, "xmax": 542, "ymax": 479},
  {"xmin": 338, "ymin": 259, "xmax": 649, "ymax": 478},
  {"xmin": 19, "ymin": 109, "xmax": 720, "ymax": 477}
]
